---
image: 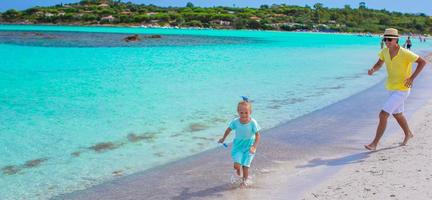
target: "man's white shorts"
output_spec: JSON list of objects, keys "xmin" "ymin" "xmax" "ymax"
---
[{"xmin": 382, "ymin": 90, "xmax": 410, "ymax": 114}]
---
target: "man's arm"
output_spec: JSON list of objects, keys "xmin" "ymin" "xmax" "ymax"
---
[
  {"xmin": 368, "ymin": 59, "xmax": 384, "ymax": 75},
  {"xmin": 405, "ymin": 57, "xmax": 427, "ymax": 88}
]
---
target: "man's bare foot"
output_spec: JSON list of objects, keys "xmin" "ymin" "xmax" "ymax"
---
[
  {"xmin": 400, "ymin": 133, "xmax": 414, "ymax": 146},
  {"xmin": 364, "ymin": 144, "xmax": 377, "ymax": 151}
]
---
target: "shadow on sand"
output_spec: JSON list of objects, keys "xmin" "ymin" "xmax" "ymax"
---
[
  {"xmin": 296, "ymin": 145, "xmax": 402, "ymax": 168},
  {"xmin": 171, "ymin": 183, "xmax": 237, "ymax": 200}
]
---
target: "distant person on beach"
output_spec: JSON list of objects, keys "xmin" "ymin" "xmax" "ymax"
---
[
  {"xmin": 218, "ymin": 97, "xmax": 261, "ymax": 186},
  {"xmin": 380, "ymin": 39, "xmax": 384, "ymax": 49},
  {"xmin": 365, "ymin": 28, "xmax": 426, "ymax": 151},
  {"xmin": 405, "ymin": 36, "xmax": 412, "ymax": 49}
]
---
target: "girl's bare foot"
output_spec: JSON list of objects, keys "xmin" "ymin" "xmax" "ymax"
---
[
  {"xmin": 401, "ymin": 133, "xmax": 414, "ymax": 146},
  {"xmin": 230, "ymin": 172, "xmax": 242, "ymax": 184},
  {"xmin": 364, "ymin": 144, "xmax": 377, "ymax": 151},
  {"xmin": 239, "ymin": 178, "xmax": 253, "ymax": 187}
]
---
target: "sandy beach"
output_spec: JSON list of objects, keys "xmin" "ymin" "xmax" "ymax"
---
[
  {"xmin": 302, "ymin": 98, "xmax": 432, "ymax": 200},
  {"xmin": 300, "ymin": 54, "xmax": 432, "ymax": 200}
]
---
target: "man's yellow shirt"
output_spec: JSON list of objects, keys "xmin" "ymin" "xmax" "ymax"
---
[{"xmin": 379, "ymin": 47, "xmax": 419, "ymax": 91}]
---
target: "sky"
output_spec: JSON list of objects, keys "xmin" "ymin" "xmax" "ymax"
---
[{"xmin": 0, "ymin": 0, "xmax": 431, "ymax": 16}]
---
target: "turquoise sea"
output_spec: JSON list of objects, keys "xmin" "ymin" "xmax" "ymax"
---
[{"xmin": 0, "ymin": 25, "xmax": 430, "ymax": 199}]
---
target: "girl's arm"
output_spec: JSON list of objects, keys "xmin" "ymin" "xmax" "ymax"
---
[
  {"xmin": 218, "ymin": 127, "xmax": 232, "ymax": 143},
  {"xmin": 250, "ymin": 132, "xmax": 260, "ymax": 153}
]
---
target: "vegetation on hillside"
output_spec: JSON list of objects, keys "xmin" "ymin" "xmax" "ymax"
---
[{"xmin": 1, "ymin": 0, "xmax": 431, "ymax": 34}]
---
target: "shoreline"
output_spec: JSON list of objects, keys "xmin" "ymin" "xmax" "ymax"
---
[
  {"xmin": 55, "ymin": 52, "xmax": 432, "ymax": 199},
  {"xmin": 2, "ymin": 23, "xmax": 431, "ymax": 38}
]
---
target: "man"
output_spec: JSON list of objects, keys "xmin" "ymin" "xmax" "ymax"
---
[{"xmin": 365, "ymin": 28, "xmax": 427, "ymax": 151}]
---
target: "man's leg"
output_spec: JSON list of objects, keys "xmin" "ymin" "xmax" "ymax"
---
[
  {"xmin": 393, "ymin": 113, "xmax": 413, "ymax": 145},
  {"xmin": 365, "ymin": 110, "xmax": 390, "ymax": 150}
]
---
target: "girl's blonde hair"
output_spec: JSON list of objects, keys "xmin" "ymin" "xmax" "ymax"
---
[{"xmin": 237, "ymin": 101, "xmax": 252, "ymax": 112}]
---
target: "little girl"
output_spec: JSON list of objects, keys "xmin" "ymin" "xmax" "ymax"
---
[{"xmin": 218, "ymin": 98, "xmax": 261, "ymax": 186}]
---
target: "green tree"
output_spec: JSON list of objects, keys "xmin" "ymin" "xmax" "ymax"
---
[
  {"xmin": 379, "ymin": 16, "xmax": 391, "ymax": 25},
  {"xmin": 260, "ymin": 5, "xmax": 269, "ymax": 9},
  {"xmin": 247, "ymin": 20, "xmax": 261, "ymax": 29},
  {"xmin": 184, "ymin": 20, "xmax": 202, "ymax": 27},
  {"xmin": 232, "ymin": 18, "xmax": 247, "ymax": 29},
  {"xmin": 23, "ymin": 7, "xmax": 40, "ymax": 15},
  {"xmin": 313, "ymin": 3, "xmax": 323, "ymax": 23},
  {"xmin": 186, "ymin": 2, "xmax": 194, "ymax": 8},
  {"xmin": 82, "ymin": 14, "xmax": 98, "ymax": 21},
  {"xmin": 2, "ymin": 9, "xmax": 21, "ymax": 22}
]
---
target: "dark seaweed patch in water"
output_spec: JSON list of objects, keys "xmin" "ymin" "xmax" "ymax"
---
[
  {"xmin": 88, "ymin": 142, "xmax": 121, "ymax": 152},
  {"xmin": 192, "ymin": 136, "xmax": 214, "ymax": 141},
  {"xmin": 268, "ymin": 98, "xmax": 305, "ymax": 109},
  {"xmin": 154, "ymin": 152, "xmax": 164, "ymax": 157},
  {"xmin": 305, "ymin": 91, "xmax": 327, "ymax": 97},
  {"xmin": 2, "ymin": 165, "xmax": 21, "ymax": 175},
  {"xmin": 171, "ymin": 133, "xmax": 182, "ymax": 137},
  {"xmin": 185, "ymin": 123, "xmax": 209, "ymax": 132},
  {"xmin": 270, "ymin": 98, "xmax": 306, "ymax": 105},
  {"xmin": 127, "ymin": 132, "xmax": 156, "ymax": 143},
  {"xmin": 318, "ymin": 85, "xmax": 344, "ymax": 90},
  {"xmin": 334, "ymin": 73, "xmax": 363, "ymax": 80},
  {"xmin": 0, "ymin": 31, "xmax": 253, "ymax": 48},
  {"xmin": 112, "ymin": 170, "xmax": 123, "ymax": 176},
  {"xmin": 71, "ymin": 151, "xmax": 82, "ymax": 157},
  {"xmin": 2, "ymin": 157, "xmax": 48, "ymax": 175},
  {"xmin": 73, "ymin": 132, "xmax": 157, "ymax": 156},
  {"xmin": 268, "ymin": 104, "xmax": 282, "ymax": 109},
  {"xmin": 24, "ymin": 158, "xmax": 48, "ymax": 168},
  {"xmin": 210, "ymin": 117, "xmax": 227, "ymax": 123}
]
